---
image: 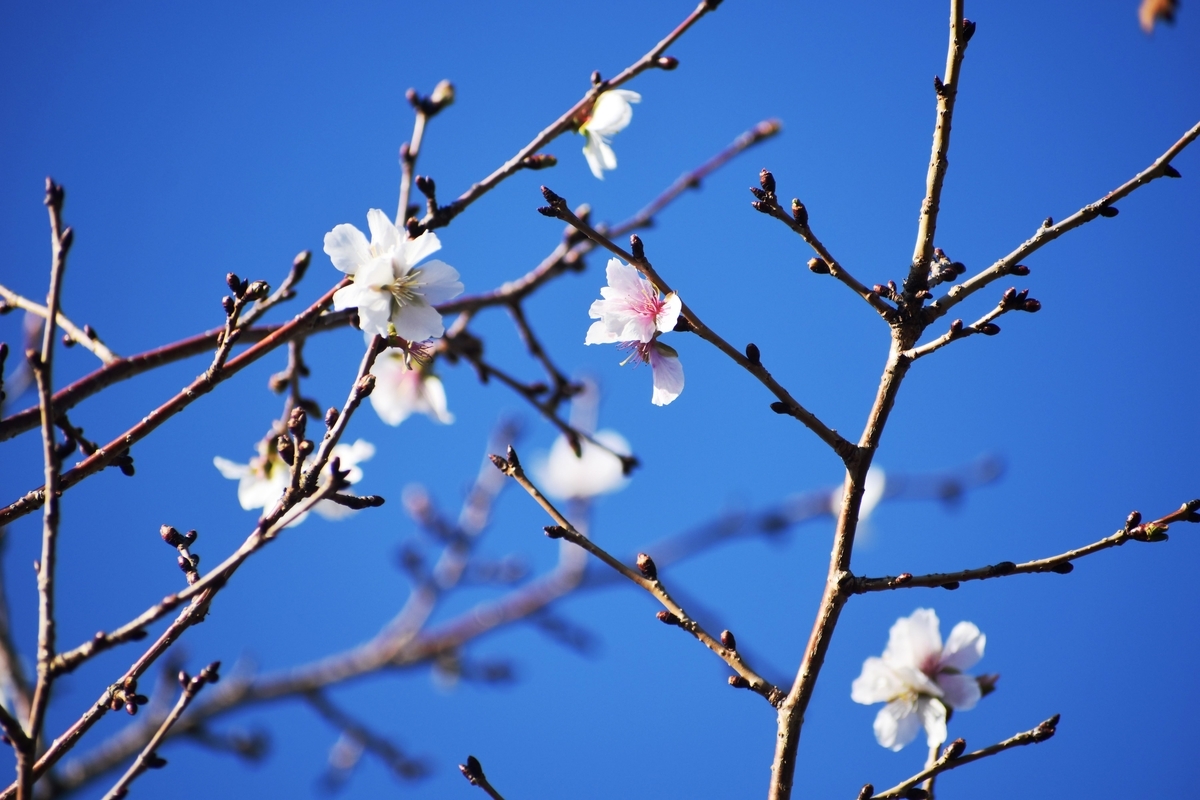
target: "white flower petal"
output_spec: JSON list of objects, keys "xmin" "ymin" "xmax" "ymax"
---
[
  {"xmin": 535, "ymin": 429, "xmax": 631, "ymax": 500},
  {"xmin": 213, "ymin": 456, "xmax": 250, "ymax": 480},
  {"xmin": 585, "ymin": 319, "xmax": 620, "ymax": 345},
  {"xmin": 851, "ymin": 657, "xmax": 905, "ymax": 705},
  {"xmin": 329, "ymin": 439, "xmax": 374, "ymax": 484},
  {"xmin": 238, "ymin": 469, "xmax": 287, "ymax": 513},
  {"xmin": 324, "ymin": 224, "xmax": 371, "ymax": 275},
  {"xmin": 402, "ymin": 230, "xmax": 442, "ymax": 265},
  {"xmin": 883, "ymin": 609, "xmax": 943, "ymax": 674},
  {"xmin": 366, "ymin": 209, "xmax": 401, "ymax": 255},
  {"xmin": 582, "ymin": 132, "xmax": 608, "ymax": 179},
  {"xmin": 859, "ymin": 467, "xmax": 887, "ymax": 520},
  {"xmin": 940, "ymin": 622, "xmax": 986, "ymax": 672},
  {"xmin": 411, "ymin": 259, "xmax": 464, "ymax": 305},
  {"xmin": 391, "ymin": 301, "xmax": 445, "ymax": 343},
  {"xmin": 874, "ymin": 698, "xmax": 921, "ymax": 751},
  {"xmin": 587, "ymin": 90, "xmax": 639, "ymax": 136},
  {"xmin": 656, "ymin": 292, "xmax": 682, "ymax": 333},
  {"xmin": 936, "ymin": 672, "xmax": 982, "ymax": 711},
  {"xmin": 648, "ymin": 342, "xmax": 684, "ymax": 406},
  {"xmin": 918, "ymin": 697, "xmax": 948, "ymax": 748}
]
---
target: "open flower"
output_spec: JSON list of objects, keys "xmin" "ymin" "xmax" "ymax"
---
[
  {"xmin": 585, "ymin": 258, "xmax": 684, "ymax": 405},
  {"xmin": 851, "ymin": 608, "xmax": 987, "ymax": 751},
  {"xmin": 325, "ymin": 209, "xmax": 463, "ymax": 342},
  {"xmin": 578, "ymin": 89, "xmax": 640, "ymax": 179},
  {"xmin": 586, "ymin": 258, "xmax": 680, "ymax": 345},
  {"xmin": 369, "ymin": 348, "xmax": 453, "ymax": 426},
  {"xmin": 213, "ymin": 438, "xmax": 375, "ymax": 525}
]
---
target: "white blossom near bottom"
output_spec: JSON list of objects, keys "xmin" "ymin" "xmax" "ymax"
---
[
  {"xmin": 213, "ymin": 438, "xmax": 375, "ymax": 525},
  {"xmin": 618, "ymin": 339, "xmax": 684, "ymax": 406},
  {"xmin": 851, "ymin": 608, "xmax": 987, "ymax": 751},
  {"xmin": 369, "ymin": 349, "xmax": 453, "ymax": 426}
]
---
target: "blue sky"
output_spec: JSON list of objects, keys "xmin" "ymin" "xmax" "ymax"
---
[{"xmin": 1, "ymin": 1, "xmax": 1198, "ymax": 798}]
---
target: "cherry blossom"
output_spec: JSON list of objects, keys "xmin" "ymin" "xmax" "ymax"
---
[
  {"xmin": 851, "ymin": 608, "xmax": 987, "ymax": 751},
  {"xmin": 369, "ymin": 348, "xmax": 453, "ymax": 426},
  {"xmin": 578, "ymin": 89, "xmax": 640, "ymax": 179},
  {"xmin": 324, "ymin": 209, "xmax": 463, "ymax": 342},
  {"xmin": 830, "ymin": 467, "xmax": 887, "ymax": 521},
  {"xmin": 213, "ymin": 438, "xmax": 375, "ymax": 525},
  {"xmin": 585, "ymin": 258, "xmax": 680, "ymax": 345}
]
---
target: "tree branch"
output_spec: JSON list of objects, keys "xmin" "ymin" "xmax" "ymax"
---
[
  {"xmin": 0, "ymin": 284, "xmax": 117, "ymax": 365},
  {"xmin": 459, "ymin": 755, "xmax": 507, "ymax": 800}
]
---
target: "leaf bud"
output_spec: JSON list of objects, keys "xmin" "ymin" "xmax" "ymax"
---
[
  {"xmin": 1126, "ymin": 510, "xmax": 1142, "ymax": 530},
  {"xmin": 225, "ymin": 272, "xmax": 242, "ymax": 294},
  {"xmin": 221, "ymin": 296, "xmax": 236, "ymax": 317},
  {"xmin": 178, "ymin": 670, "xmax": 191, "ymax": 688},
  {"xmin": 857, "ymin": 786, "xmax": 874, "ymax": 800},
  {"xmin": 894, "ymin": 573, "xmax": 913, "ymax": 585},
  {"xmin": 933, "ymin": 75, "xmax": 946, "ymax": 96},
  {"xmin": 1042, "ymin": 216, "xmax": 1054, "ymax": 228},
  {"xmin": 991, "ymin": 561, "xmax": 1016, "ymax": 575},
  {"xmin": 1023, "ymin": 298, "xmax": 1042, "ymax": 312},
  {"xmin": 720, "ymin": 629, "xmax": 737, "ymax": 650},
  {"xmin": 160, "ymin": 525, "xmax": 185, "ymax": 547},
  {"xmin": 656, "ymin": 56, "xmax": 679, "ymax": 70},
  {"xmin": 728, "ymin": 675, "xmax": 750, "ymax": 689},
  {"xmin": 807, "ymin": 257, "xmax": 830, "ymax": 274},
  {"xmin": 521, "ymin": 153, "xmax": 557, "ymax": 170},
  {"xmin": 1049, "ymin": 561, "xmax": 1074, "ymax": 574},
  {"xmin": 636, "ymin": 552, "xmax": 658, "ymax": 580},
  {"xmin": 590, "ymin": 70, "xmax": 602, "ymax": 86},
  {"xmin": 276, "ymin": 435, "xmax": 295, "ymax": 466},
  {"xmin": 745, "ymin": 343, "xmax": 761, "ymax": 365},
  {"xmin": 244, "ymin": 280, "xmax": 269, "ymax": 300},
  {"xmin": 770, "ymin": 401, "xmax": 789, "ymax": 414},
  {"xmin": 543, "ymin": 525, "xmax": 566, "ymax": 539},
  {"xmin": 61, "ymin": 333, "xmax": 75, "ymax": 348},
  {"xmin": 979, "ymin": 323, "xmax": 1001, "ymax": 336},
  {"xmin": 943, "ymin": 737, "xmax": 966, "ymax": 760},
  {"xmin": 950, "ymin": 319, "xmax": 963, "ymax": 335},
  {"xmin": 962, "ymin": 19, "xmax": 977, "ymax": 41},
  {"xmin": 941, "ymin": 581, "xmax": 960, "ymax": 590},
  {"xmin": 145, "ymin": 754, "xmax": 168, "ymax": 769},
  {"xmin": 1163, "ymin": 164, "xmax": 1182, "ymax": 178},
  {"xmin": 1011, "ymin": 264, "xmax": 1030, "ymax": 276},
  {"xmin": 630, "ymin": 234, "xmax": 645, "ymax": 260},
  {"xmin": 791, "ymin": 198, "xmax": 808, "ymax": 226},
  {"xmin": 656, "ymin": 610, "xmax": 681, "ymax": 626},
  {"xmin": 1097, "ymin": 205, "xmax": 1119, "ymax": 217}
]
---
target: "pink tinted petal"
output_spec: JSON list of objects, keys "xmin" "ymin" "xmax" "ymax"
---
[
  {"xmin": 940, "ymin": 622, "xmax": 986, "ymax": 672},
  {"xmin": 648, "ymin": 342, "xmax": 684, "ymax": 406},
  {"xmin": 936, "ymin": 672, "xmax": 982, "ymax": 711},
  {"xmin": 618, "ymin": 314, "xmax": 658, "ymax": 344},
  {"xmin": 874, "ymin": 698, "xmax": 921, "ymax": 751},
  {"xmin": 324, "ymin": 224, "xmax": 371, "ymax": 274},
  {"xmin": 605, "ymin": 258, "xmax": 644, "ymax": 296},
  {"xmin": 656, "ymin": 292, "xmax": 681, "ymax": 333}
]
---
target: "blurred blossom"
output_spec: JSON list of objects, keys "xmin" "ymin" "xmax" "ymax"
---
[
  {"xmin": 370, "ymin": 347, "xmax": 453, "ymax": 426},
  {"xmin": 578, "ymin": 89, "xmax": 640, "ymax": 179},
  {"xmin": 851, "ymin": 608, "xmax": 987, "ymax": 751},
  {"xmin": 535, "ymin": 379, "xmax": 631, "ymax": 499},
  {"xmin": 585, "ymin": 258, "xmax": 684, "ymax": 405},
  {"xmin": 830, "ymin": 467, "xmax": 887, "ymax": 520},
  {"xmin": 213, "ymin": 438, "xmax": 375, "ymax": 525},
  {"xmin": 325, "ymin": 209, "xmax": 463, "ymax": 342}
]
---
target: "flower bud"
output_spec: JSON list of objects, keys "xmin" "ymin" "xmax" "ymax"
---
[
  {"xmin": 183, "ymin": 529, "xmax": 198, "ymax": 545},
  {"xmin": 950, "ymin": 319, "xmax": 963, "ymax": 335},
  {"xmin": 1042, "ymin": 216, "xmax": 1054, "ymax": 228},
  {"xmin": 943, "ymin": 737, "xmax": 966, "ymax": 760},
  {"xmin": 728, "ymin": 675, "xmax": 750, "ymax": 689},
  {"xmin": 429, "ymin": 79, "xmax": 455, "ymax": 110},
  {"xmin": 1097, "ymin": 205, "xmax": 1119, "ymax": 217},
  {"xmin": 61, "ymin": 333, "xmax": 75, "ymax": 348},
  {"xmin": 656, "ymin": 610, "xmax": 680, "ymax": 626},
  {"xmin": 979, "ymin": 323, "xmax": 1000, "ymax": 336},
  {"xmin": 759, "ymin": 168, "xmax": 776, "ymax": 195},
  {"xmin": 288, "ymin": 406, "xmax": 307, "ymax": 439},
  {"xmin": 807, "ymin": 257, "xmax": 829, "ymax": 274},
  {"xmin": 221, "ymin": 296, "xmax": 236, "ymax": 317},
  {"xmin": 962, "ymin": 19, "xmax": 977, "ymax": 42},
  {"xmin": 244, "ymin": 280, "xmax": 270, "ymax": 300},
  {"xmin": 178, "ymin": 670, "xmax": 190, "ymax": 688},
  {"xmin": 276, "ymin": 435, "xmax": 295, "ymax": 466},
  {"xmin": 721, "ymin": 629, "xmax": 737, "ymax": 650},
  {"xmin": 941, "ymin": 581, "xmax": 960, "ymax": 590},
  {"xmin": 1023, "ymin": 298, "xmax": 1042, "ymax": 312},
  {"xmin": 225, "ymin": 272, "xmax": 242, "ymax": 294},
  {"xmin": 894, "ymin": 573, "xmax": 913, "ymax": 585},
  {"xmin": 415, "ymin": 175, "xmax": 436, "ymax": 199},
  {"xmin": 521, "ymin": 153, "xmax": 557, "ymax": 170},
  {"xmin": 656, "ymin": 56, "xmax": 679, "ymax": 70},
  {"xmin": 791, "ymin": 199, "xmax": 808, "ymax": 226},
  {"xmin": 933, "ymin": 75, "xmax": 946, "ymax": 96},
  {"xmin": 1126, "ymin": 510, "xmax": 1142, "ymax": 530},
  {"xmin": 324, "ymin": 407, "xmax": 339, "ymax": 428},
  {"xmin": 857, "ymin": 785, "xmax": 874, "ymax": 800},
  {"xmin": 543, "ymin": 525, "xmax": 566, "ymax": 539},
  {"xmin": 630, "ymin": 234, "xmax": 645, "ymax": 260},
  {"xmin": 1049, "ymin": 561, "xmax": 1074, "ymax": 574},
  {"xmin": 770, "ymin": 401, "xmax": 789, "ymax": 414},
  {"xmin": 160, "ymin": 525, "xmax": 185, "ymax": 547},
  {"xmin": 590, "ymin": 70, "xmax": 602, "ymax": 86},
  {"xmin": 636, "ymin": 552, "xmax": 657, "ymax": 580},
  {"xmin": 745, "ymin": 343, "xmax": 761, "ymax": 365},
  {"xmin": 1011, "ymin": 264, "xmax": 1030, "ymax": 276}
]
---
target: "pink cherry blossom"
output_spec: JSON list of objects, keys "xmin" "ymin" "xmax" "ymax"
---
[{"xmin": 585, "ymin": 258, "xmax": 680, "ymax": 345}]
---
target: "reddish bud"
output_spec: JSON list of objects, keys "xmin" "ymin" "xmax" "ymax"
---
[
  {"xmin": 656, "ymin": 56, "xmax": 679, "ymax": 70},
  {"xmin": 636, "ymin": 552, "xmax": 658, "ymax": 580},
  {"xmin": 656, "ymin": 610, "xmax": 681, "ymax": 626},
  {"xmin": 721, "ymin": 630, "xmax": 737, "ymax": 650}
]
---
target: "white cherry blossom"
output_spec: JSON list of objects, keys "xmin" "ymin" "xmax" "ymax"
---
[
  {"xmin": 324, "ymin": 209, "xmax": 463, "ymax": 342},
  {"xmin": 830, "ymin": 467, "xmax": 888, "ymax": 521},
  {"xmin": 369, "ymin": 348, "xmax": 453, "ymax": 426},
  {"xmin": 851, "ymin": 608, "xmax": 987, "ymax": 751},
  {"xmin": 586, "ymin": 258, "xmax": 680, "ymax": 345},
  {"xmin": 213, "ymin": 438, "xmax": 375, "ymax": 525},
  {"xmin": 578, "ymin": 89, "xmax": 641, "ymax": 179}
]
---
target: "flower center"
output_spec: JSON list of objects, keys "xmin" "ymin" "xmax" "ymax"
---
[{"xmin": 389, "ymin": 268, "xmax": 425, "ymax": 309}]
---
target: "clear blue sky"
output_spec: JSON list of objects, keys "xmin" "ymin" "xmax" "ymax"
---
[{"xmin": 1, "ymin": 1, "xmax": 1198, "ymax": 798}]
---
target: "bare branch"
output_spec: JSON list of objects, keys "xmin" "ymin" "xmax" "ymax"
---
[
  {"xmin": 906, "ymin": 1, "xmax": 971, "ymax": 299},
  {"xmin": 925, "ymin": 119, "xmax": 1200, "ymax": 322},
  {"xmin": 491, "ymin": 446, "xmax": 786, "ymax": 707},
  {"xmin": 902, "ymin": 287, "xmax": 1039, "ymax": 361},
  {"xmin": 868, "ymin": 715, "xmax": 1060, "ymax": 799},
  {"xmin": 100, "ymin": 663, "xmax": 219, "ymax": 800},
  {"xmin": 855, "ymin": 501, "xmax": 1199, "ymax": 593},
  {"xmin": 0, "ymin": 284, "xmax": 117, "ymax": 364}
]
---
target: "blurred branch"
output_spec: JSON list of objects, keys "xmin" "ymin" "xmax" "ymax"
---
[
  {"xmin": 924, "ymin": 118, "xmax": 1199, "ymax": 322},
  {"xmin": 855, "ymin": 501, "xmax": 1200, "ymax": 593},
  {"xmin": 306, "ymin": 691, "xmax": 428, "ymax": 786},
  {"xmin": 867, "ymin": 715, "xmax": 1059, "ymax": 800}
]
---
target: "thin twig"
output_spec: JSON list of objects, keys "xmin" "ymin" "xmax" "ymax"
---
[
  {"xmin": 414, "ymin": 0, "xmax": 721, "ymax": 233},
  {"xmin": 100, "ymin": 664, "xmax": 219, "ymax": 800},
  {"xmin": 305, "ymin": 691, "xmax": 428, "ymax": 782},
  {"xmin": 925, "ymin": 119, "xmax": 1200, "ymax": 322},
  {"xmin": 869, "ymin": 715, "xmax": 1059, "ymax": 799},
  {"xmin": 491, "ymin": 446, "xmax": 786, "ymax": 706},
  {"xmin": 855, "ymin": 501, "xmax": 1199, "ymax": 593},
  {"xmin": 539, "ymin": 196, "xmax": 854, "ymax": 461},
  {"xmin": 459, "ymin": 756, "xmax": 507, "ymax": 800},
  {"xmin": 0, "ymin": 284, "xmax": 117, "ymax": 364},
  {"xmin": 237, "ymin": 251, "xmax": 311, "ymax": 328},
  {"xmin": 905, "ymin": 0, "xmax": 970, "ymax": 300}
]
